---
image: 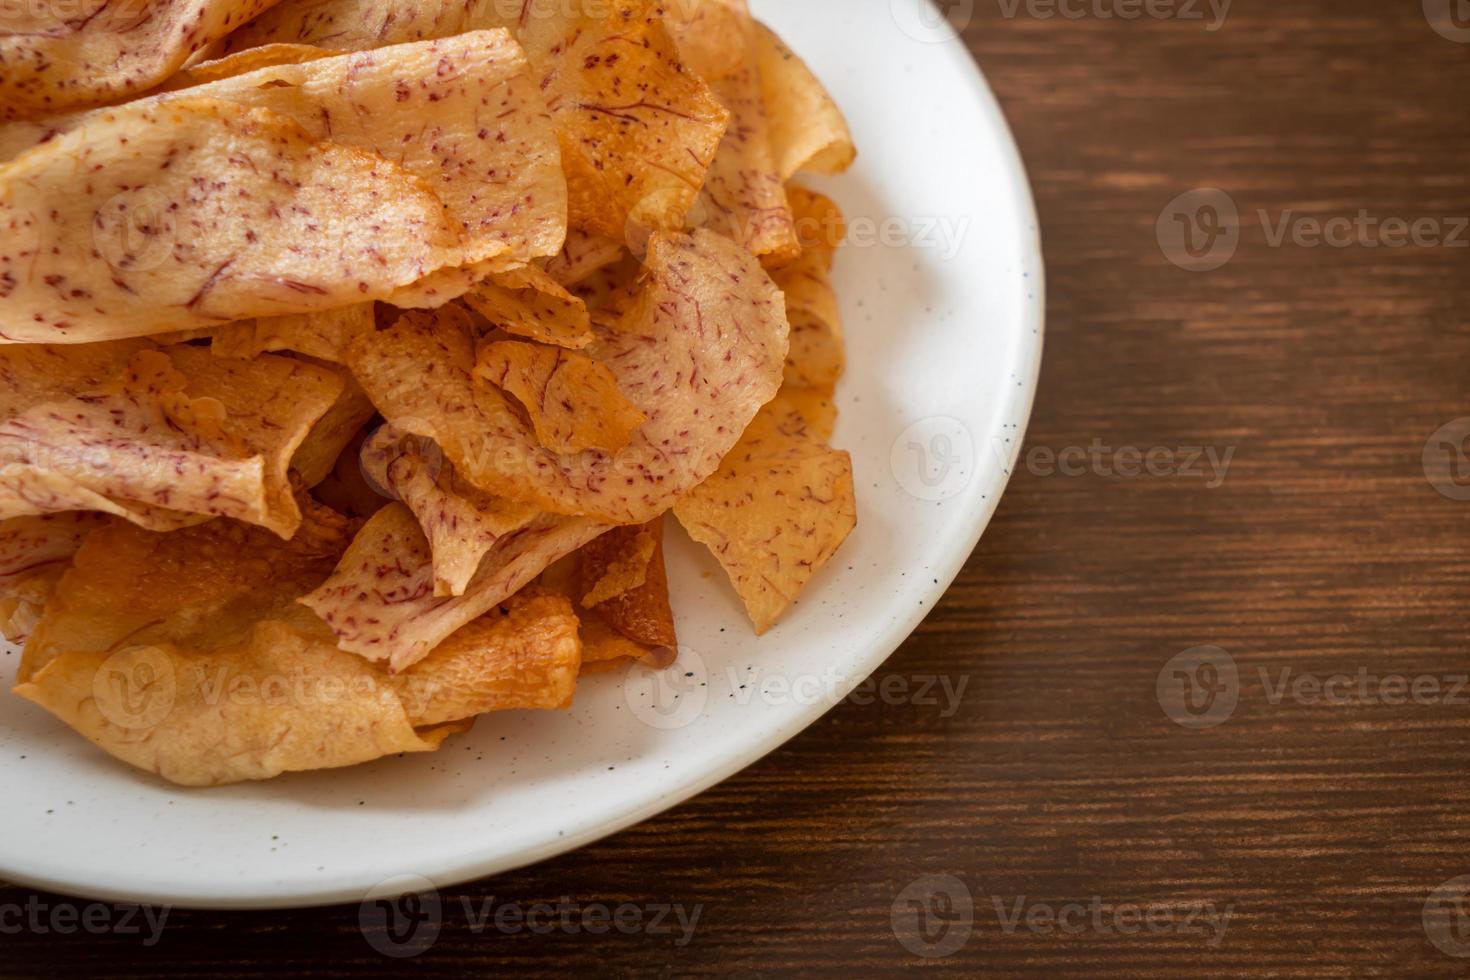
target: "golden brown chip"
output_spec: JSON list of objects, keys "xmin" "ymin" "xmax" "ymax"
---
[
  {"xmin": 577, "ymin": 523, "xmax": 657, "ymax": 609},
  {"xmin": 211, "ymin": 304, "xmax": 374, "ymax": 364},
  {"xmin": 217, "ymin": 0, "xmax": 728, "ymax": 241},
  {"xmin": 0, "ymin": 0, "xmax": 287, "ymax": 121},
  {"xmin": 0, "ymin": 342, "xmax": 344, "ymax": 537},
  {"xmin": 289, "ymin": 376, "xmax": 376, "ymax": 488},
  {"xmin": 18, "ymin": 494, "xmax": 355, "ymax": 684},
  {"xmin": 664, "ymin": 0, "xmax": 752, "ymax": 82},
  {"xmin": 0, "ymin": 97, "xmax": 505, "ymax": 344},
  {"xmin": 475, "ymin": 340, "xmax": 647, "ymax": 455},
  {"xmin": 675, "ymin": 9, "xmax": 799, "ymax": 262},
  {"xmin": 300, "ymin": 502, "xmax": 608, "ymax": 670},
  {"xmin": 15, "ymin": 621, "xmax": 458, "ymax": 786},
  {"xmin": 673, "ymin": 388, "xmax": 856, "ymax": 634},
  {"xmin": 462, "ymin": 268, "xmax": 595, "ymax": 350},
  {"xmin": 776, "ymin": 186, "xmax": 847, "ymax": 388},
  {"xmin": 575, "ymin": 519, "xmax": 677, "ymax": 657},
  {"xmin": 360, "ymin": 426, "xmax": 538, "ymax": 598},
  {"xmin": 346, "ymin": 230, "xmax": 789, "ymax": 524},
  {"xmin": 754, "ymin": 22, "xmax": 856, "ymax": 179},
  {"xmin": 577, "ymin": 608, "xmax": 669, "ymax": 673},
  {"xmin": 0, "ymin": 513, "xmax": 109, "ymax": 643},
  {"xmin": 395, "ymin": 588, "xmax": 581, "ymax": 725}
]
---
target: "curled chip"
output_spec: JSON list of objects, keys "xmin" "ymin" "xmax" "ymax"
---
[
  {"xmin": 754, "ymin": 23, "xmax": 856, "ymax": 179},
  {"xmin": 0, "ymin": 341, "xmax": 344, "ymax": 538},
  {"xmin": 13, "ymin": 497, "xmax": 587, "ymax": 784},
  {"xmin": 475, "ymin": 339, "xmax": 648, "ymax": 455},
  {"xmin": 347, "ymin": 230, "xmax": 789, "ymax": 524},
  {"xmin": 463, "ymin": 267, "xmax": 595, "ymax": 350},
  {"xmin": 288, "ymin": 376, "xmax": 377, "ymax": 489},
  {"xmin": 360, "ymin": 426, "xmax": 538, "ymax": 598},
  {"xmin": 300, "ymin": 502, "xmax": 608, "ymax": 670},
  {"xmin": 216, "ymin": 0, "xmax": 729, "ymax": 241},
  {"xmin": 663, "ymin": 0, "xmax": 753, "ymax": 82},
  {"xmin": 17, "ymin": 493, "xmax": 354, "ymax": 684},
  {"xmin": 578, "ymin": 523, "xmax": 659, "ymax": 609},
  {"xmin": 394, "ymin": 588, "xmax": 582, "ymax": 726},
  {"xmin": 0, "ymin": 34, "xmax": 565, "ymax": 269},
  {"xmin": 0, "ymin": 512, "xmax": 108, "ymax": 643},
  {"xmin": 674, "ymin": 6, "xmax": 799, "ymax": 262},
  {"xmin": 575, "ymin": 520, "xmax": 677, "ymax": 661},
  {"xmin": 776, "ymin": 187, "xmax": 848, "ymax": 388},
  {"xmin": 15, "ymin": 623, "xmax": 461, "ymax": 786},
  {"xmin": 674, "ymin": 387, "xmax": 856, "ymax": 634},
  {"xmin": 0, "ymin": 0, "xmax": 287, "ymax": 121},
  {"xmin": 0, "ymin": 97, "xmax": 507, "ymax": 344},
  {"xmin": 158, "ymin": 43, "xmax": 336, "ymax": 90}
]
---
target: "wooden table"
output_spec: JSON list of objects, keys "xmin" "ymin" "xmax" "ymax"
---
[{"xmin": 5, "ymin": 0, "xmax": 1469, "ymax": 974}]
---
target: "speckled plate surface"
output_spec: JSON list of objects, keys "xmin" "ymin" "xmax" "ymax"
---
[{"xmin": 0, "ymin": 0, "xmax": 1043, "ymax": 909}]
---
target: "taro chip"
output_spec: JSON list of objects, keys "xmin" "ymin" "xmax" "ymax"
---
[
  {"xmin": 577, "ymin": 609, "xmax": 670, "ymax": 673},
  {"xmin": 0, "ymin": 512, "xmax": 109, "ymax": 643},
  {"xmin": 300, "ymin": 502, "xmax": 609, "ymax": 670},
  {"xmin": 0, "ymin": 341, "xmax": 344, "ymax": 537},
  {"xmin": 0, "ymin": 97, "xmax": 507, "ymax": 344},
  {"xmin": 754, "ymin": 22, "xmax": 856, "ymax": 179},
  {"xmin": 0, "ymin": 33, "xmax": 566, "ymax": 267},
  {"xmin": 217, "ymin": 0, "xmax": 729, "ymax": 242},
  {"xmin": 664, "ymin": 0, "xmax": 753, "ymax": 82},
  {"xmin": 211, "ymin": 304, "xmax": 374, "ymax": 364},
  {"xmin": 463, "ymin": 268, "xmax": 595, "ymax": 350},
  {"xmin": 577, "ymin": 523, "xmax": 658, "ymax": 608},
  {"xmin": 574, "ymin": 520, "xmax": 677, "ymax": 659},
  {"xmin": 17, "ymin": 494, "xmax": 356, "ymax": 684},
  {"xmin": 678, "ymin": 9, "xmax": 799, "ymax": 261},
  {"xmin": 776, "ymin": 186, "xmax": 847, "ymax": 388},
  {"xmin": 159, "ymin": 43, "xmax": 337, "ymax": 90},
  {"xmin": 360, "ymin": 425, "xmax": 538, "ymax": 598},
  {"xmin": 394, "ymin": 588, "xmax": 582, "ymax": 725},
  {"xmin": 545, "ymin": 230, "xmax": 627, "ymax": 288},
  {"xmin": 0, "ymin": 0, "xmax": 288, "ymax": 120},
  {"xmin": 674, "ymin": 388, "xmax": 856, "ymax": 634},
  {"xmin": 289, "ymin": 376, "xmax": 377, "ymax": 488},
  {"xmin": 15, "ymin": 622, "xmax": 459, "ymax": 785},
  {"xmin": 474, "ymin": 340, "xmax": 647, "ymax": 455},
  {"xmin": 346, "ymin": 230, "xmax": 788, "ymax": 525}
]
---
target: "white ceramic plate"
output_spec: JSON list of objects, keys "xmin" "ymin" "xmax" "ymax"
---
[{"xmin": 0, "ymin": 0, "xmax": 1043, "ymax": 909}]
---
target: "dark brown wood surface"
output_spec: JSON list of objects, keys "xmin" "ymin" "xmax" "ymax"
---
[{"xmin": 5, "ymin": 0, "xmax": 1470, "ymax": 975}]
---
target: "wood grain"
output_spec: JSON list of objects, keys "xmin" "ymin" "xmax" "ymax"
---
[{"xmin": 4, "ymin": 0, "xmax": 1469, "ymax": 974}]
